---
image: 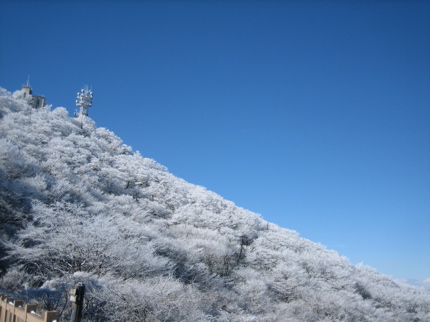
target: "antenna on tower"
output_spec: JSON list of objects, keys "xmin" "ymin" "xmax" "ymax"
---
[
  {"xmin": 26, "ymin": 75, "xmax": 31, "ymax": 87},
  {"xmin": 75, "ymin": 85, "xmax": 93, "ymax": 117}
]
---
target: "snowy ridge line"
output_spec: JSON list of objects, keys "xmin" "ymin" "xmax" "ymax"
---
[{"xmin": 0, "ymin": 87, "xmax": 429, "ymax": 321}]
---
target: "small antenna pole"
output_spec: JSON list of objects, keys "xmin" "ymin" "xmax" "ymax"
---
[{"xmin": 69, "ymin": 283, "xmax": 85, "ymax": 322}]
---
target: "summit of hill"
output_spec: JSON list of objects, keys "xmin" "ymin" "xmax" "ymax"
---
[{"xmin": 0, "ymin": 87, "xmax": 429, "ymax": 321}]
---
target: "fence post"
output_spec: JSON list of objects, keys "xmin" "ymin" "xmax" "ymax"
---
[
  {"xmin": 44, "ymin": 310, "xmax": 59, "ymax": 322},
  {"xmin": 25, "ymin": 304, "xmax": 37, "ymax": 321},
  {"xmin": 69, "ymin": 283, "xmax": 85, "ymax": 322},
  {"xmin": 5, "ymin": 297, "xmax": 13, "ymax": 322},
  {"xmin": 0, "ymin": 295, "xmax": 6, "ymax": 322},
  {"xmin": 12, "ymin": 300, "xmax": 24, "ymax": 321}
]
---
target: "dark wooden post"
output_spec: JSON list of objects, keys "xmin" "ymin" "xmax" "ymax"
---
[{"xmin": 69, "ymin": 283, "xmax": 85, "ymax": 322}]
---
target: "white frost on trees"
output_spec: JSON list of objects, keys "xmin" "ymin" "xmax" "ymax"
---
[{"xmin": 0, "ymin": 87, "xmax": 429, "ymax": 321}]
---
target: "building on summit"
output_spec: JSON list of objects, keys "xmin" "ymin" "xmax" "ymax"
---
[{"xmin": 21, "ymin": 85, "xmax": 46, "ymax": 108}]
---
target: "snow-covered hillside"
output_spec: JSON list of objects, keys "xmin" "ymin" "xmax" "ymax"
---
[{"xmin": 0, "ymin": 87, "xmax": 429, "ymax": 321}]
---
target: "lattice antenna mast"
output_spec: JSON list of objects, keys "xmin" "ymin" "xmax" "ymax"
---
[{"xmin": 75, "ymin": 86, "xmax": 93, "ymax": 116}]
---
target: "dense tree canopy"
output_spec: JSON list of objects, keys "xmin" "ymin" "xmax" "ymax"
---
[{"xmin": 0, "ymin": 87, "xmax": 429, "ymax": 321}]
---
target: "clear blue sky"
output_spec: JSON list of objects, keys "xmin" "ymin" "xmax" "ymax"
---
[{"xmin": 1, "ymin": 0, "xmax": 429, "ymax": 282}]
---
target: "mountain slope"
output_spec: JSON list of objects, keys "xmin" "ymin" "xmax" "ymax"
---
[{"xmin": 0, "ymin": 87, "xmax": 429, "ymax": 321}]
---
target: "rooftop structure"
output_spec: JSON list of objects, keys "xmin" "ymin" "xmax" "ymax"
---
[{"xmin": 21, "ymin": 85, "xmax": 47, "ymax": 108}]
